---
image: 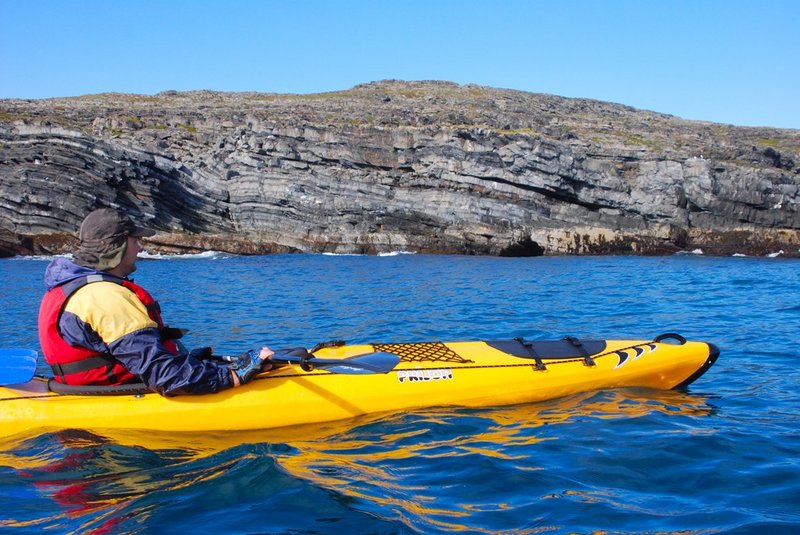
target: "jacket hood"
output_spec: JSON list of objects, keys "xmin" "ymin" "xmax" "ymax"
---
[{"xmin": 44, "ymin": 257, "xmax": 105, "ymax": 290}]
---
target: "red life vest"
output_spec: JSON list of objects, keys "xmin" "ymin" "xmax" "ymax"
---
[{"xmin": 38, "ymin": 275, "xmax": 181, "ymax": 385}]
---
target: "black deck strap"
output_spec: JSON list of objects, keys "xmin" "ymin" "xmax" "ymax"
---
[
  {"xmin": 514, "ymin": 337, "xmax": 547, "ymax": 371},
  {"xmin": 564, "ymin": 336, "xmax": 596, "ymax": 367},
  {"xmin": 50, "ymin": 354, "xmax": 118, "ymax": 378},
  {"xmin": 48, "ymin": 378, "xmax": 151, "ymax": 396},
  {"xmin": 310, "ymin": 340, "xmax": 346, "ymax": 353}
]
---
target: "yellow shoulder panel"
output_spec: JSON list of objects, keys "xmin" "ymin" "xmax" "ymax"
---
[{"xmin": 63, "ymin": 281, "xmax": 158, "ymax": 344}]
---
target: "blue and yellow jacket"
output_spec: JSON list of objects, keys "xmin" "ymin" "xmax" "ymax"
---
[{"xmin": 38, "ymin": 257, "xmax": 234, "ymax": 395}]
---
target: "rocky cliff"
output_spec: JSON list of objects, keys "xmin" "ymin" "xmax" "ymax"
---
[{"xmin": 1, "ymin": 80, "xmax": 799, "ymax": 257}]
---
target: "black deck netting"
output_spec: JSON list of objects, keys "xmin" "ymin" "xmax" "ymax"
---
[{"xmin": 371, "ymin": 342, "xmax": 473, "ymax": 364}]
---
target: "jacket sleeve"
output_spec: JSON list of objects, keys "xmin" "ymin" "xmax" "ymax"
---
[
  {"xmin": 109, "ymin": 328, "xmax": 234, "ymax": 395},
  {"xmin": 62, "ymin": 281, "xmax": 234, "ymax": 395}
]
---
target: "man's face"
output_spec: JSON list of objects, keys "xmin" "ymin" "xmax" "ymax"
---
[{"xmin": 115, "ymin": 236, "xmax": 142, "ymax": 276}]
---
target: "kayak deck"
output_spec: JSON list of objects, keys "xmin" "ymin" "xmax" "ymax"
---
[{"xmin": 0, "ymin": 336, "xmax": 719, "ymax": 435}]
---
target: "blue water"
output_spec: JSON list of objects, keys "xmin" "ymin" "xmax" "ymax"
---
[{"xmin": 1, "ymin": 253, "xmax": 799, "ymax": 534}]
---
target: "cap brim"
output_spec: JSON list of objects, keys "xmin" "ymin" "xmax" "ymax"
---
[{"xmin": 130, "ymin": 226, "xmax": 156, "ymax": 237}]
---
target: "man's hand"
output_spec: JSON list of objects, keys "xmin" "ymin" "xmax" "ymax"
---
[{"xmin": 230, "ymin": 347, "xmax": 274, "ymax": 386}]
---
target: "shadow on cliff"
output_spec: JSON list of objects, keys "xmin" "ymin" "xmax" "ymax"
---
[{"xmin": 0, "ymin": 129, "xmax": 233, "ymax": 256}]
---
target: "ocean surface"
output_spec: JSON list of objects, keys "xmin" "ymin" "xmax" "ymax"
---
[{"xmin": 1, "ymin": 253, "xmax": 798, "ymax": 534}]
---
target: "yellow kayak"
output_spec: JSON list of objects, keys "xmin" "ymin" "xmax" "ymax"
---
[{"xmin": 0, "ymin": 334, "xmax": 718, "ymax": 436}]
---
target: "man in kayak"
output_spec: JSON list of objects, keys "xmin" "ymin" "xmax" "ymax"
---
[{"xmin": 38, "ymin": 208, "xmax": 274, "ymax": 395}]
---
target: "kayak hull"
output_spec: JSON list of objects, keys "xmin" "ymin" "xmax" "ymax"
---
[{"xmin": 0, "ymin": 337, "xmax": 718, "ymax": 435}]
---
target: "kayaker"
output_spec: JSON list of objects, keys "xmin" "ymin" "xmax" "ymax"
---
[{"xmin": 38, "ymin": 208, "xmax": 273, "ymax": 395}]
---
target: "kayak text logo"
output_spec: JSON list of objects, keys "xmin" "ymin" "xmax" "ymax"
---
[{"xmin": 397, "ymin": 368, "xmax": 453, "ymax": 383}]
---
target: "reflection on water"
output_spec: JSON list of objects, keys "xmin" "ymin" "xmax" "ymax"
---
[
  {"xmin": 271, "ymin": 389, "xmax": 717, "ymax": 532},
  {"xmin": 0, "ymin": 389, "xmax": 715, "ymax": 533}
]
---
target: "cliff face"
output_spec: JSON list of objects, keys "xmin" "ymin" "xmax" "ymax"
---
[{"xmin": 1, "ymin": 80, "xmax": 799, "ymax": 257}]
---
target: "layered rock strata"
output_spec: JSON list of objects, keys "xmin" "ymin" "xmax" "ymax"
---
[{"xmin": 1, "ymin": 81, "xmax": 798, "ymax": 257}]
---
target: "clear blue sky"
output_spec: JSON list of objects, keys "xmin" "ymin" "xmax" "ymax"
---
[{"xmin": 1, "ymin": 0, "xmax": 798, "ymax": 129}]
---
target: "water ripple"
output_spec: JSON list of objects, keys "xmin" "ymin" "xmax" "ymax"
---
[{"xmin": 2, "ymin": 254, "xmax": 799, "ymax": 533}]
